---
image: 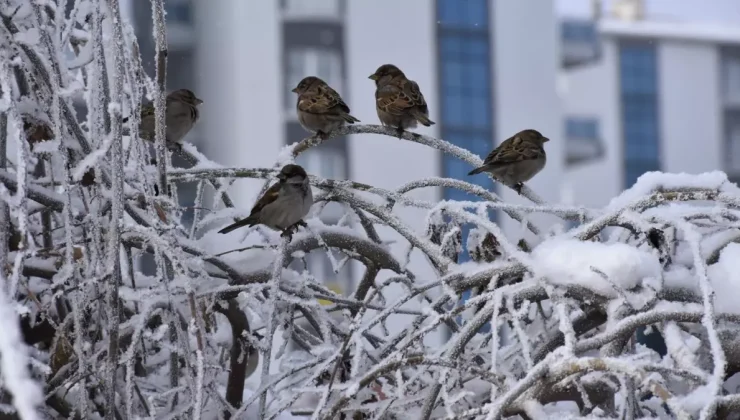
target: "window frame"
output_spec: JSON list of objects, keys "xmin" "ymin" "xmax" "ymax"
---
[{"xmin": 284, "ymin": 47, "xmax": 343, "ymax": 118}]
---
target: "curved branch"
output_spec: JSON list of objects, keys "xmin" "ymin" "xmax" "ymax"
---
[
  {"xmin": 223, "ymin": 230, "xmax": 408, "ymax": 289},
  {"xmin": 214, "ymin": 299, "xmax": 256, "ymax": 418},
  {"xmin": 289, "ymin": 124, "xmax": 545, "ymax": 204}
]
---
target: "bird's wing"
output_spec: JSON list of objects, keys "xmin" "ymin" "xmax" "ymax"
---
[
  {"xmin": 485, "ymin": 136, "xmax": 543, "ymax": 166},
  {"xmin": 298, "ymin": 85, "xmax": 350, "ymax": 115},
  {"xmin": 376, "ymin": 79, "xmax": 429, "ymax": 116},
  {"xmin": 402, "ymin": 79, "xmax": 429, "ymax": 112},
  {"xmin": 249, "ymin": 182, "xmax": 282, "ymax": 216}
]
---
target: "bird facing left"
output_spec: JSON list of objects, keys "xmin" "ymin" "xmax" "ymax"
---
[
  {"xmin": 127, "ymin": 88, "xmax": 204, "ymax": 151},
  {"xmin": 292, "ymin": 76, "xmax": 360, "ymax": 139},
  {"xmin": 218, "ymin": 164, "xmax": 314, "ymax": 240}
]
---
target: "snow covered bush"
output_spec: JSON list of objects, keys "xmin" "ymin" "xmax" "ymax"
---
[{"xmin": 3, "ymin": 1, "xmax": 740, "ymax": 419}]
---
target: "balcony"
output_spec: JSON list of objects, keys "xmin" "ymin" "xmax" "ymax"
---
[
  {"xmin": 561, "ymin": 19, "xmax": 602, "ymax": 69},
  {"xmin": 565, "ymin": 117, "xmax": 605, "ymax": 166}
]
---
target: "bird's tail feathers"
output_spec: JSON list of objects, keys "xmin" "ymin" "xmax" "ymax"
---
[
  {"xmin": 467, "ymin": 166, "xmax": 487, "ymax": 176},
  {"xmin": 342, "ymin": 113, "xmax": 361, "ymax": 124},
  {"xmin": 218, "ymin": 215, "xmax": 258, "ymax": 234},
  {"xmin": 411, "ymin": 110, "xmax": 435, "ymax": 127}
]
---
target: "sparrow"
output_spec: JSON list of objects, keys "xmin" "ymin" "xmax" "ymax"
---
[
  {"xmin": 369, "ymin": 64, "xmax": 435, "ymax": 137},
  {"xmin": 468, "ymin": 129, "xmax": 549, "ymax": 195},
  {"xmin": 292, "ymin": 76, "xmax": 360, "ymax": 139},
  {"xmin": 125, "ymin": 88, "xmax": 204, "ymax": 151},
  {"xmin": 218, "ymin": 164, "xmax": 313, "ymax": 239}
]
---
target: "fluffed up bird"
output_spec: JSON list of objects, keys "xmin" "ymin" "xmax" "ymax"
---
[
  {"xmin": 218, "ymin": 164, "xmax": 313, "ymax": 240},
  {"xmin": 468, "ymin": 129, "xmax": 549, "ymax": 195},
  {"xmin": 369, "ymin": 64, "xmax": 435, "ymax": 137},
  {"xmin": 125, "ymin": 88, "xmax": 204, "ymax": 151},
  {"xmin": 292, "ymin": 76, "xmax": 360, "ymax": 139}
]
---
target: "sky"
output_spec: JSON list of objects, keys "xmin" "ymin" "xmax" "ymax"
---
[{"xmin": 557, "ymin": 0, "xmax": 740, "ymax": 25}]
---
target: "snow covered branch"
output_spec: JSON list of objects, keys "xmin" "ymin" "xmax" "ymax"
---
[{"xmin": 3, "ymin": 2, "xmax": 740, "ymax": 419}]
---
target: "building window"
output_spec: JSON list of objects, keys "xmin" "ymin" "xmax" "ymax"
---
[
  {"xmin": 164, "ymin": 0, "xmax": 191, "ymax": 24},
  {"xmin": 437, "ymin": 0, "xmax": 494, "ymax": 263},
  {"xmin": 619, "ymin": 41, "xmax": 660, "ymax": 188},
  {"xmin": 722, "ymin": 48, "xmax": 740, "ymax": 175},
  {"xmin": 566, "ymin": 117, "xmax": 598, "ymax": 139},
  {"xmin": 437, "ymin": 0, "xmax": 488, "ymax": 29},
  {"xmin": 296, "ymin": 147, "xmax": 346, "ymax": 180},
  {"xmin": 561, "ymin": 21, "xmax": 596, "ymax": 43},
  {"xmin": 282, "ymin": 0, "xmax": 341, "ymax": 19},
  {"xmin": 437, "ymin": 0, "xmax": 493, "ymax": 337},
  {"xmin": 725, "ymin": 111, "xmax": 740, "ymax": 173},
  {"xmin": 565, "ymin": 116, "xmax": 603, "ymax": 166},
  {"xmin": 722, "ymin": 50, "xmax": 740, "ymax": 106},
  {"xmin": 284, "ymin": 48, "xmax": 343, "ymax": 117}
]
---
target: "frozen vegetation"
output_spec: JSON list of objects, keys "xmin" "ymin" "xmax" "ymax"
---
[{"xmin": 1, "ymin": 0, "xmax": 740, "ymax": 419}]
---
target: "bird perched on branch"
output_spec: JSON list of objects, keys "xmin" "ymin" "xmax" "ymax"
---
[
  {"xmin": 292, "ymin": 76, "xmax": 360, "ymax": 139},
  {"xmin": 125, "ymin": 88, "xmax": 203, "ymax": 151},
  {"xmin": 218, "ymin": 164, "xmax": 313, "ymax": 240},
  {"xmin": 369, "ymin": 64, "xmax": 435, "ymax": 137},
  {"xmin": 468, "ymin": 129, "xmax": 549, "ymax": 195}
]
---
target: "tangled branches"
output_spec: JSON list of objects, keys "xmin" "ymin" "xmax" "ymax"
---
[{"xmin": 3, "ymin": 1, "xmax": 740, "ymax": 420}]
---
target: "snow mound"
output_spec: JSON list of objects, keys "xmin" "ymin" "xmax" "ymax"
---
[
  {"xmin": 533, "ymin": 238, "xmax": 662, "ymax": 299},
  {"xmin": 708, "ymin": 243, "xmax": 740, "ymax": 315}
]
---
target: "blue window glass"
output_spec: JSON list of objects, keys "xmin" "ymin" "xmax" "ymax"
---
[
  {"xmin": 165, "ymin": 2, "xmax": 191, "ymax": 24},
  {"xmin": 566, "ymin": 117, "xmax": 599, "ymax": 139},
  {"xmin": 438, "ymin": 0, "xmax": 488, "ymax": 29},
  {"xmin": 562, "ymin": 21, "xmax": 597, "ymax": 43},
  {"xmin": 438, "ymin": 0, "xmax": 494, "ymax": 335},
  {"xmin": 620, "ymin": 41, "xmax": 660, "ymax": 188},
  {"xmin": 437, "ymin": 0, "xmax": 494, "ymax": 259}
]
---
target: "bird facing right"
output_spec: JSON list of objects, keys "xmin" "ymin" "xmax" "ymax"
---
[
  {"xmin": 217, "ymin": 164, "xmax": 313, "ymax": 240},
  {"xmin": 468, "ymin": 129, "xmax": 549, "ymax": 195},
  {"xmin": 128, "ymin": 88, "xmax": 204, "ymax": 150},
  {"xmin": 369, "ymin": 64, "xmax": 435, "ymax": 137},
  {"xmin": 292, "ymin": 76, "xmax": 360, "ymax": 139}
]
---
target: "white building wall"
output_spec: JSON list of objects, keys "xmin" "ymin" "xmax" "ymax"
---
[
  {"xmin": 564, "ymin": 34, "xmax": 729, "ymax": 210},
  {"xmin": 658, "ymin": 42, "xmax": 722, "ymax": 174},
  {"xmin": 493, "ymin": 0, "xmax": 564, "ymax": 235},
  {"xmin": 346, "ymin": 0, "xmax": 443, "ymax": 344},
  {"xmin": 194, "ymin": 1, "xmax": 284, "ymax": 209},
  {"xmin": 562, "ymin": 39, "xmax": 623, "ymax": 208}
]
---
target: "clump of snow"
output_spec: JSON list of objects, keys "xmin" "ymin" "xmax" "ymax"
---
[
  {"xmin": 532, "ymin": 238, "xmax": 662, "ymax": 299},
  {"xmin": 607, "ymin": 171, "xmax": 737, "ymax": 210},
  {"xmin": 707, "ymin": 243, "xmax": 740, "ymax": 315}
]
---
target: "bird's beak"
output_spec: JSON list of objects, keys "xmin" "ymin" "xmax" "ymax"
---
[
  {"xmin": 368, "ymin": 74, "xmax": 378, "ymax": 81},
  {"xmin": 291, "ymin": 87, "xmax": 299, "ymax": 93},
  {"xmin": 542, "ymin": 137, "xmax": 550, "ymax": 142},
  {"xmin": 277, "ymin": 173, "xmax": 287, "ymax": 181},
  {"xmin": 195, "ymin": 98, "xmax": 204, "ymax": 105}
]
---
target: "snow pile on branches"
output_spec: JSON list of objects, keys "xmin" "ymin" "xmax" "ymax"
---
[{"xmin": 2, "ymin": 1, "xmax": 740, "ymax": 419}]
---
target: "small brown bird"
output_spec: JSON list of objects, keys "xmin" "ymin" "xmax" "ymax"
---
[
  {"xmin": 218, "ymin": 164, "xmax": 313, "ymax": 240},
  {"xmin": 292, "ymin": 76, "xmax": 360, "ymax": 139},
  {"xmin": 126, "ymin": 88, "xmax": 203, "ymax": 150},
  {"xmin": 369, "ymin": 64, "xmax": 435, "ymax": 137},
  {"xmin": 468, "ymin": 129, "xmax": 549, "ymax": 195}
]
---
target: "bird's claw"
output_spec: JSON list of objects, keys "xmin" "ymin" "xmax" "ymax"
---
[
  {"xmin": 169, "ymin": 142, "xmax": 183, "ymax": 153},
  {"xmin": 395, "ymin": 127, "xmax": 405, "ymax": 138},
  {"xmin": 280, "ymin": 220, "xmax": 307, "ymax": 241},
  {"xmin": 280, "ymin": 229, "xmax": 294, "ymax": 241},
  {"xmin": 514, "ymin": 183, "xmax": 524, "ymax": 195},
  {"xmin": 316, "ymin": 131, "xmax": 328, "ymax": 140}
]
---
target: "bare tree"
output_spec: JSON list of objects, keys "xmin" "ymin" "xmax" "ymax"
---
[{"xmin": 1, "ymin": 1, "xmax": 740, "ymax": 419}]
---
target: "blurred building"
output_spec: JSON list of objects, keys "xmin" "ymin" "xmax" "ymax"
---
[
  {"xmin": 560, "ymin": 6, "xmax": 740, "ymax": 207},
  {"xmin": 128, "ymin": 0, "xmax": 563, "ymax": 344}
]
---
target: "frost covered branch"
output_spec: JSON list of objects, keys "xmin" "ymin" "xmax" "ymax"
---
[{"xmin": 3, "ymin": 2, "xmax": 740, "ymax": 419}]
